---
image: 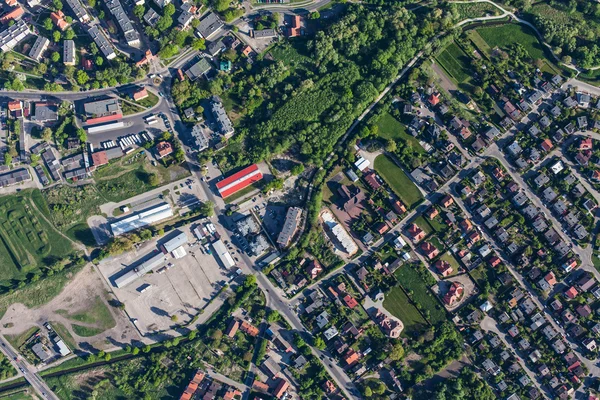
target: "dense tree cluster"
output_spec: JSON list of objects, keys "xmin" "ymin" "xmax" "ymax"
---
[{"xmin": 414, "ymin": 368, "xmax": 495, "ymax": 400}]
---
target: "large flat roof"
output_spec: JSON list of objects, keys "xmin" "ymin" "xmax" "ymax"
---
[
  {"xmin": 212, "ymin": 239, "xmax": 234, "ymax": 268},
  {"xmin": 110, "ymin": 202, "xmax": 173, "ymax": 236},
  {"xmin": 113, "ymin": 251, "xmax": 165, "ymax": 288},
  {"xmin": 216, "ymin": 164, "xmax": 262, "ymax": 198}
]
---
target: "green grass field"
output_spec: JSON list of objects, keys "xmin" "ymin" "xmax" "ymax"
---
[
  {"xmin": 466, "ymin": 30, "xmax": 491, "ymax": 55},
  {"xmin": 383, "ymin": 285, "xmax": 428, "ymax": 334},
  {"xmin": 435, "ymin": 42, "xmax": 472, "ymax": 83},
  {"xmin": 376, "ymin": 113, "xmax": 425, "ymax": 154},
  {"xmin": 413, "ymin": 215, "xmax": 433, "ymax": 236},
  {"xmin": 374, "ymin": 155, "xmax": 423, "ymax": 208},
  {"xmin": 0, "ymin": 191, "xmax": 73, "ymax": 285},
  {"xmin": 395, "ymin": 266, "xmax": 447, "ymax": 325},
  {"xmin": 68, "ymin": 296, "xmax": 116, "ymax": 331},
  {"xmin": 71, "ymin": 324, "xmax": 105, "ymax": 337},
  {"xmin": 477, "ymin": 24, "xmax": 545, "ymax": 60},
  {"xmin": 453, "ymin": 2, "xmax": 500, "ymax": 19},
  {"xmin": 135, "ymin": 92, "xmax": 160, "ymax": 109},
  {"xmin": 439, "ymin": 252, "xmax": 461, "ymax": 272},
  {"xmin": 427, "ymin": 215, "xmax": 448, "ymax": 233}
]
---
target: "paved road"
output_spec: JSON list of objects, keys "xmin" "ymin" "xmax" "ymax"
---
[{"xmin": 0, "ymin": 335, "xmax": 58, "ymax": 400}]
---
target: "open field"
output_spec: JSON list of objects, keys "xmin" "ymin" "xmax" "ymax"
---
[
  {"xmin": 374, "ymin": 155, "xmax": 423, "ymax": 208},
  {"xmin": 465, "ymin": 30, "xmax": 491, "ymax": 55},
  {"xmin": 452, "ymin": 2, "xmax": 500, "ymax": 19},
  {"xmin": 395, "ymin": 265, "xmax": 447, "ymax": 325},
  {"xmin": 50, "ymin": 321, "xmax": 77, "ymax": 351},
  {"xmin": 383, "ymin": 286, "xmax": 427, "ymax": 334},
  {"xmin": 376, "ymin": 113, "xmax": 425, "ymax": 154},
  {"xmin": 0, "ymin": 191, "xmax": 73, "ymax": 286},
  {"xmin": 435, "ymin": 42, "xmax": 472, "ymax": 83},
  {"xmin": 476, "ymin": 24, "xmax": 545, "ymax": 60}
]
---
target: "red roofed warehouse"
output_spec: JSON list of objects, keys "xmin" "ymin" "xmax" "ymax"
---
[
  {"xmin": 216, "ymin": 164, "xmax": 263, "ymax": 198},
  {"xmin": 91, "ymin": 150, "xmax": 108, "ymax": 166}
]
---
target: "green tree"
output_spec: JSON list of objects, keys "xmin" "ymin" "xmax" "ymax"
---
[
  {"xmin": 310, "ymin": 11, "xmax": 320, "ymax": 19},
  {"xmin": 389, "ymin": 342, "xmax": 404, "ymax": 360},
  {"xmin": 133, "ymin": 4, "xmax": 145, "ymax": 19},
  {"xmin": 163, "ymin": 3, "xmax": 175, "ymax": 16},
  {"xmin": 53, "ymin": 30, "xmax": 61, "ymax": 43},
  {"xmin": 51, "ymin": 51, "xmax": 60, "ymax": 62},
  {"xmin": 148, "ymin": 172, "xmax": 159, "ymax": 186},
  {"xmin": 214, "ymin": 0, "xmax": 229, "ymax": 12},
  {"xmin": 43, "ymin": 18, "xmax": 53, "ymax": 31},
  {"xmin": 11, "ymin": 78, "xmax": 23, "ymax": 92},
  {"xmin": 200, "ymin": 201, "xmax": 214, "ymax": 217},
  {"xmin": 191, "ymin": 38, "xmax": 206, "ymax": 51},
  {"xmin": 53, "ymin": 0, "xmax": 63, "ymax": 10},
  {"xmin": 132, "ymin": 347, "xmax": 140, "ymax": 355},
  {"xmin": 42, "ymin": 127, "xmax": 53, "ymax": 141},
  {"xmin": 76, "ymin": 70, "xmax": 89, "ymax": 85},
  {"xmin": 65, "ymin": 28, "xmax": 75, "ymax": 40},
  {"xmin": 266, "ymin": 310, "xmax": 281, "ymax": 323},
  {"xmin": 313, "ymin": 336, "xmax": 326, "ymax": 350}
]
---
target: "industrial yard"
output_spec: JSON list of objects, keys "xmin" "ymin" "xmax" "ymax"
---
[{"xmin": 97, "ymin": 224, "xmax": 237, "ymax": 337}]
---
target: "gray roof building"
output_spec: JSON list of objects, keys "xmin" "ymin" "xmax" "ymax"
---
[
  {"xmin": 196, "ymin": 12, "xmax": 223, "ymax": 40},
  {"xmin": 63, "ymin": 39, "xmax": 75, "ymax": 65},
  {"xmin": 105, "ymin": 0, "xmax": 140, "ymax": 46},
  {"xmin": 64, "ymin": 0, "xmax": 90, "ymax": 22},
  {"xmin": 113, "ymin": 250, "xmax": 165, "ymax": 288},
  {"xmin": 0, "ymin": 20, "xmax": 29, "ymax": 52},
  {"xmin": 211, "ymin": 95, "xmax": 234, "ymax": 136},
  {"xmin": 206, "ymin": 39, "xmax": 226, "ymax": 57},
  {"xmin": 87, "ymin": 26, "xmax": 116, "ymax": 60},
  {"xmin": 32, "ymin": 343, "xmax": 51, "ymax": 362},
  {"xmin": 0, "ymin": 168, "xmax": 30, "ymax": 187},
  {"xmin": 84, "ymin": 98, "xmax": 120, "ymax": 117},
  {"xmin": 143, "ymin": 8, "xmax": 159, "ymax": 26},
  {"xmin": 160, "ymin": 230, "xmax": 188, "ymax": 254},
  {"xmin": 31, "ymin": 102, "xmax": 58, "ymax": 122},
  {"xmin": 253, "ymin": 28, "xmax": 277, "ymax": 39},
  {"xmin": 29, "ymin": 35, "xmax": 49, "ymax": 61},
  {"xmin": 191, "ymin": 124, "xmax": 209, "ymax": 151},
  {"xmin": 277, "ymin": 207, "xmax": 302, "ymax": 248},
  {"xmin": 185, "ymin": 57, "xmax": 213, "ymax": 80}
]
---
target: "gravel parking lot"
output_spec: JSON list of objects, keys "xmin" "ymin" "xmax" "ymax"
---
[{"xmin": 97, "ymin": 225, "xmax": 233, "ymax": 336}]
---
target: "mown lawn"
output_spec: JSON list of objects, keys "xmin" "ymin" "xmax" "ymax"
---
[
  {"xmin": 466, "ymin": 30, "xmax": 491, "ymax": 54},
  {"xmin": 376, "ymin": 113, "xmax": 425, "ymax": 154},
  {"xmin": 413, "ymin": 215, "xmax": 433, "ymax": 236},
  {"xmin": 395, "ymin": 265, "xmax": 447, "ymax": 325},
  {"xmin": 477, "ymin": 24, "xmax": 545, "ymax": 61},
  {"xmin": 71, "ymin": 325, "xmax": 105, "ymax": 337},
  {"xmin": 374, "ymin": 154, "xmax": 423, "ymax": 208},
  {"xmin": 0, "ymin": 190, "xmax": 74, "ymax": 286},
  {"xmin": 68, "ymin": 296, "xmax": 116, "ymax": 331},
  {"xmin": 383, "ymin": 285, "xmax": 428, "ymax": 334},
  {"xmin": 439, "ymin": 252, "xmax": 461, "ymax": 272},
  {"xmin": 435, "ymin": 42, "xmax": 472, "ymax": 83}
]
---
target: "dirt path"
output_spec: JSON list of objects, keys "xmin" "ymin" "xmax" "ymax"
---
[{"xmin": 0, "ymin": 266, "xmax": 141, "ymax": 352}]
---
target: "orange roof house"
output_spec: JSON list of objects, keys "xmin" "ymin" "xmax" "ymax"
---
[
  {"xmin": 288, "ymin": 15, "xmax": 302, "ymax": 37},
  {"xmin": 392, "ymin": 200, "xmax": 406, "ymax": 214},
  {"xmin": 322, "ymin": 380, "xmax": 336, "ymax": 394},
  {"xmin": 565, "ymin": 286, "xmax": 578, "ymax": 299},
  {"xmin": 428, "ymin": 93, "xmax": 440, "ymax": 106},
  {"xmin": 580, "ymin": 137, "xmax": 593, "ymax": 151},
  {"xmin": 426, "ymin": 207, "xmax": 439, "ymax": 219},
  {"xmin": 241, "ymin": 45, "xmax": 252, "ymax": 56},
  {"xmin": 7, "ymin": 101, "xmax": 21, "ymax": 111},
  {"xmin": 272, "ymin": 379, "xmax": 289, "ymax": 399},
  {"xmin": 51, "ymin": 10, "xmax": 69, "ymax": 31},
  {"xmin": 133, "ymin": 88, "xmax": 148, "ymax": 101},
  {"xmin": 179, "ymin": 370, "xmax": 205, "ymax": 400},
  {"xmin": 421, "ymin": 241, "xmax": 439, "ymax": 259},
  {"xmin": 82, "ymin": 57, "xmax": 93, "ymax": 70},
  {"xmin": 460, "ymin": 219, "xmax": 473, "ymax": 232},
  {"xmin": 460, "ymin": 127, "xmax": 472, "ymax": 140},
  {"xmin": 376, "ymin": 222, "xmax": 389, "ymax": 235},
  {"xmin": 468, "ymin": 231, "xmax": 481, "ymax": 244},
  {"xmin": 306, "ymin": 259, "xmax": 323, "ymax": 280},
  {"xmin": 541, "ymin": 138, "xmax": 553, "ymax": 152},
  {"xmin": 493, "ymin": 167, "xmax": 505, "ymax": 181},
  {"xmin": 434, "ymin": 260, "xmax": 453, "ymax": 277},
  {"xmin": 344, "ymin": 349, "xmax": 360, "ymax": 366},
  {"xmin": 407, "ymin": 223, "xmax": 425, "ymax": 242},
  {"xmin": 592, "ymin": 170, "xmax": 600, "ymax": 182},
  {"xmin": 441, "ymin": 195, "xmax": 454, "ymax": 208},
  {"xmin": 240, "ymin": 321, "xmax": 259, "ymax": 337},
  {"xmin": 443, "ymin": 281, "xmax": 464, "ymax": 306},
  {"xmin": 155, "ymin": 141, "xmax": 173, "ymax": 158},
  {"xmin": 136, "ymin": 50, "xmax": 154, "ymax": 67},
  {"xmin": 375, "ymin": 309, "xmax": 402, "ymax": 338},
  {"xmin": 223, "ymin": 388, "xmax": 242, "ymax": 400},
  {"xmin": 545, "ymin": 272, "xmax": 557, "ymax": 286},
  {"xmin": 489, "ymin": 256, "xmax": 501, "ymax": 267},
  {"xmin": 0, "ymin": 6, "xmax": 24, "ymax": 24}
]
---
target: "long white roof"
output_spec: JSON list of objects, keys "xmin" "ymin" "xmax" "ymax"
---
[{"xmin": 212, "ymin": 239, "xmax": 235, "ymax": 268}]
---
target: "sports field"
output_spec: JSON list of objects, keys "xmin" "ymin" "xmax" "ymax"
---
[
  {"xmin": 435, "ymin": 42, "xmax": 472, "ymax": 83},
  {"xmin": 374, "ymin": 154, "xmax": 423, "ymax": 208},
  {"xmin": 0, "ymin": 191, "xmax": 73, "ymax": 285}
]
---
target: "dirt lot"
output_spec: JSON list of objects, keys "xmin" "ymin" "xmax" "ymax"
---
[
  {"xmin": 96, "ymin": 225, "xmax": 232, "ymax": 337},
  {"xmin": 235, "ymin": 18, "xmax": 280, "ymax": 54},
  {"xmin": 0, "ymin": 265, "xmax": 140, "ymax": 352}
]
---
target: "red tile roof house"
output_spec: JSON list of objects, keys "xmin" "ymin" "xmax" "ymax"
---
[
  {"xmin": 133, "ymin": 88, "xmax": 149, "ymax": 101},
  {"xmin": 155, "ymin": 141, "xmax": 173, "ymax": 158},
  {"xmin": 272, "ymin": 379, "xmax": 289, "ymax": 399},
  {"xmin": 426, "ymin": 207, "xmax": 439, "ymax": 219},
  {"xmin": 441, "ymin": 195, "xmax": 454, "ymax": 208},
  {"xmin": 443, "ymin": 281, "xmax": 464, "ymax": 306},
  {"xmin": 538, "ymin": 137, "xmax": 553, "ymax": 152},
  {"xmin": 428, "ymin": 93, "xmax": 440, "ymax": 106},
  {"xmin": 344, "ymin": 349, "xmax": 360, "ymax": 366},
  {"xmin": 579, "ymin": 137, "xmax": 593, "ymax": 151},
  {"xmin": 565, "ymin": 286, "xmax": 579, "ymax": 299},
  {"xmin": 421, "ymin": 241, "xmax": 439, "ymax": 259},
  {"xmin": 51, "ymin": 10, "xmax": 69, "ymax": 31},
  {"xmin": 460, "ymin": 219, "xmax": 473, "ymax": 232},
  {"xmin": 434, "ymin": 259, "xmax": 453, "ymax": 277},
  {"xmin": 545, "ymin": 272, "xmax": 557, "ymax": 286},
  {"xmin": 489, "ymin": 256, "xmax": 501, "ymax": 267},
  {"xmin": 376, "ymin": 222, "xmax": 389, "ymax": 235},
  {"xmin": 592, "ymin": 170, "xmax": 600, "ymax": 182},
  {"xmin": 407, "ymin": 224, "xmax": 425, "ymax": 242},
  {"xmin": 322, "ymin": 380, "xmax": 336, "ymax": 394},
  {"xmin": 91, "ymin": 150, "xmax": 108, "ymax": 167},
  {"xmin": 392, "ymin": 200, "xmax": 406, "ymax": 214},
  {"xmin": 305, "ymin": 259, "xmax": 323, "ymax": 280},
  {"xmin": 0, "ymin": 6, "xmax": 24, "ymax": 24},
  {"xmin": 468, "ymin": 231, "xmax": 481, "ymax": 244},
  {"xmin": 363, "ymin": 171, "xmax": 381, "ymax": 190},
  {"xmin": 343, "ymin": 294, "xmax": 358, "ymax": 309}
]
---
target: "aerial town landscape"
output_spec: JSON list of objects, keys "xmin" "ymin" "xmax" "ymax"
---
[{"xmin": 3, "ymin": 0, "xmax": 600, "ymax": 399}]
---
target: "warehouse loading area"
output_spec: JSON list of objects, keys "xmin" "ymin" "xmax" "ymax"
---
[{"xmin": 97, "ymin": 224, "xmax": 233, "ymax": 336}]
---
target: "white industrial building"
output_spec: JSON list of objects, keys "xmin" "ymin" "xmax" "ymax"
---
[
  {"xmin": 0, "ymin": 20, "xmax": 30, "ymax": 52},
  {"xmin": 354, "ymin": 157, "xmax": 370, "ymax": 172},
  {"xmin": 113, "ymin": 251, "xmax": 165, "ymax": 288},
  {"xmin": 321, "ymin": 210, "xmax": 358, "ymax": 256},
  {"xmin": 212, "ymin": 239, "xmax": 234, "ymax": 268},
  {"xmin": 110, "ymin": 203, "xmax": 173, "ymax": 236},
  {"xmin": 160, "ymin": 231, "xmax": 188, "ymax": 255}
]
